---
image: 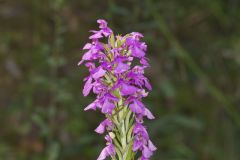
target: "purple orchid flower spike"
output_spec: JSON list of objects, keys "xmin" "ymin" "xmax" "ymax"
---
[{"xmin": 79, "ymin": 19, "xmax": 156, "ymax": 160}]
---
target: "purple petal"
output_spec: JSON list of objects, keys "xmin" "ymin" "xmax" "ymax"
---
[
  {"xmin": 82, "ymin": 50, "xmax": 92, "ymax": 61},
  {"xmin": 83, "ymin": 43, "xmax": 92, "ymax": 50},
  {"xmin": 95, "ymin": 41, "xmax": 104, "ymax": 50},
  {"xmin": 105, "ymin": 135, "xmax": 112, "ymax": 142},
  {"xmin": 85, "ymin": 62, "xmax": 95, "ymax": 70},
  {"xmin": 133, "ymin": 123, "xmax": 149, "ymax": 140},
  {"xmin": 132, "ymin": 66, "xmax": 144, "ymax": 74},
  {"xmin": 133, "ymin": 123, "xmax": 145, "ymax": 134},
  {"xmin": 78, "ymin": 60, "xmax": 84, "ymax": 66},
  {"xmin": 92, "ymin": 67, "xmax": 106, "ymax": 79},
  {"xmin": 140, "ymin": 58, "xmax": 149, "ymax": 67},
  {"xmin": 97, "ymin": 135, "xmax": 115, "ymax": 160},
  {"xmin": 131, "ymin": 46, "xmax": 145, "ymax": 58},
  {"xmin": 97, "ymin": 19, "xmax": 108, "ymax": 29},
  {"xmin": 83, "ymin": 77, "xmax": 93, "ymax": 96},
  {"xmin": 121, "ymin": 84, "xmax": 137, "ymax": 95},
  {"xmin": 102, "ymin": 99, "xmax": 115, "ymax": 114},
  {"xmin": 97, "ymin": 147, "xmax": 108, "ymax": 160},
  {"xmin": 144, "ymin": 108, "xmax": 155, "ymax": 119},
  {"xmin": 131, "ymin": 32, "xmax": 144, "ymax": 40},
  {"xmin": 105, "ymin": 93, "xmax": 118, "ymax": 102},
  {"xmin": 115, "ymin": 62, "xmax": 129, "ymax": 74},
  {"xmin": 102, "ymin": 28, "xmax": 112, "ymax": 37},
  {"xmin": 142, "ymin": 145, "xmax": 153, "ymax": 158},
  {"xmin": 143, "ymin": 78, "xmax": 152, "ymax": 90},
  {"xmin": 106, "ymin": 144, "xmax": 116, "ymax": 156},
  {"xmin": 140, "ymin": 43, "xmax": 147, "ymax": 52},
  {"xmin": 95, "ymin": 119, "xmax": 112, "ymax": 134},
  {"xmin": 95, "ymin": 123, "xmax": 105, "ymax": 134},
  {"xmin": 129, "ymin": 100, "xmax": 145, "ymax": 114},
  {"xmin": 129, "ymin": 103, "xmax": 143, "ymax": 114},
  {"xmin": 89, "ymin": 31, "xmax": 103, "ymax": 39},
  {"xmin": 133, "ymin": 140, "xmax": 142, "ymax": 151},
  {"xmin": 92, "ymin": 81, "xmax": 107, "ymax": 94},
  {"xmin": 84, "ymin": 101, "xmax": 97, "ymax": 111},
  {"xmin": 148, "ymin": 140, "xmax": 157, "ymax": 151}
]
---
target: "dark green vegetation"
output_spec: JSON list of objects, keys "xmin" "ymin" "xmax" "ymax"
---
[{"xmin": 0, "ymin": 0, "xmax": 240, "ymax": 159}]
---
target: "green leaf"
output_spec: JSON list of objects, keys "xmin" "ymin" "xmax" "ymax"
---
[{"xmin": 109, "ymin": 33, "xmax": 115, "ymax": 47}]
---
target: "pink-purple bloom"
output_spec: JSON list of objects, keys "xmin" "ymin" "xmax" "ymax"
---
[
  {"xmin": 79, "ymin": 19, "xmax": 156, "ymax": 160},
  {"xmin": 97, "ymin": 135, "xmax": 116, "ymax": 160},
  {"xmin": 95, "ymin": 119, "xmax": 113, "ymax": 134}
]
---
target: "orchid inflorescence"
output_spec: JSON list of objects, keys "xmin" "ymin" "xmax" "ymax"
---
[{"xmin": 79, "ymin": 19, "xmax": 156, "ymax": 160}]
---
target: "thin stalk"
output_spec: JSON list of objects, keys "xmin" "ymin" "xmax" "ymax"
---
[{"xmin": 109, "ymin": 91, "xmax": 134, "ymax": 160}]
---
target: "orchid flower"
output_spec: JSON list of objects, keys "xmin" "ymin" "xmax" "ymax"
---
[{"xmin": 79, "ymin": 19, "xmax": 156, "ymax": 160}]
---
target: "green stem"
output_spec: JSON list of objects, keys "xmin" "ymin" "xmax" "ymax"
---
[{"xmin": 110, "ymin": 91, "xmax": 135, "ymax": 160}]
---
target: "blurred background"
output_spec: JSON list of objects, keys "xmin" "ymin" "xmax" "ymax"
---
[{"xmin": 0, "ymin": 0, "xmax": 240, "ymax": 159}]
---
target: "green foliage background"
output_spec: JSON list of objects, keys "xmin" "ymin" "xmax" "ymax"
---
[{"xmin": 0, "ymin": 0, "xmax": 240, "ymax": 159}]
